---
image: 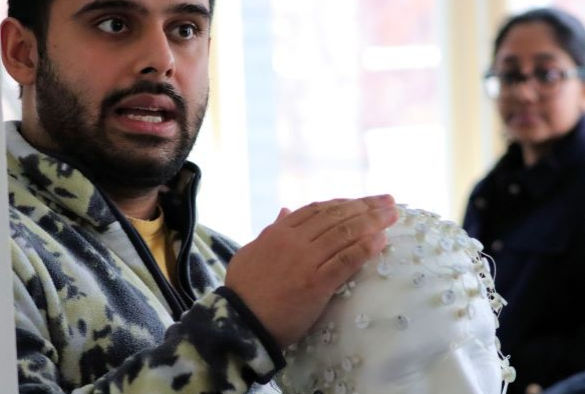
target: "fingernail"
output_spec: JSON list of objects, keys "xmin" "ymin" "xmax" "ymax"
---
[{"xmin": 370, "ymin": 194, "xmax": 394, "ymax": 204}]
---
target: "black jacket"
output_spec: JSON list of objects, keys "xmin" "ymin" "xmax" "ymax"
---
[{"xmin": 463, "ymin": 116, "xmax": 585, "ymax": 394}]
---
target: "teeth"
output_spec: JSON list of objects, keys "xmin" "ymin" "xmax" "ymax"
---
[
  {"xmin": 126, "ymin": 114, "xmax": 164, "ymax": 123},
  {"xmin": 135, "ymin": 107, "xmax": 162, "ymax": 111}
]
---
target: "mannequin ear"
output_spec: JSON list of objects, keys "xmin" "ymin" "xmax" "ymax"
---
[{"xmin": 1, "ymin": 17, "xmax": 39, "ymax": 86}]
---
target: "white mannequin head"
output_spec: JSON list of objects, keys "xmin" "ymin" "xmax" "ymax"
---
[{"xmin": 279, "ymin": 206, "xmax": 514, "ymax": 394}]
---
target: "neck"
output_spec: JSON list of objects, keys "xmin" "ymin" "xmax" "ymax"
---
[
  {"xmin": 20, "ymin": 95, "xmax": 60, "ymax": 152},
  {"xmin": 104, "ymin": 185, "xmax": 163, "ymax": 220},
  {"xmin": 520, "ymin": 142, "xmax": 552, "ymax": 167}
]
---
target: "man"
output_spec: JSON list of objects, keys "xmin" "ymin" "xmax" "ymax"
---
[{"xmin": 2, "ymin": 0, "xmax": 397, "ymax": 392}]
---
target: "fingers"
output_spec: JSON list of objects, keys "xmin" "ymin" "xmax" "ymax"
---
[
  {"xmin": 311, "ymin": 205, "xmax": 397, "ymax": 263},
  {"xmin": 278, "ymin": 194, "xmax": 394, "ymax": 227},
  {"xmin": 293, "ymin": 195, "xmax": 395, "ymax": 240},
  {"xmin": 280, "ymin": 198, "xmax": 349, "ymax": 227},
  {"xmin": 316, "ymin": 232, "xmax": 387, "ymax": 291},
  {"xmin": 275, "ymin": 207, "xmax": 292, "ymax": 222}
]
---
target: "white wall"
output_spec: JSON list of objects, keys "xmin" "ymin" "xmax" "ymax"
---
[{"xmin": 0, "ymin": 80, "xmax": 18, "ymax": 392}]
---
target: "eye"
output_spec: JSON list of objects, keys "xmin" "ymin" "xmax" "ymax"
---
[
  {"xmin": 499, "ymin": 71, "xmax": 524, "ymax": 85},
  {"xmin": 534, "ymin": 68, "xmax": 563, "ymax": 84},
  {"xmin": 169, "ymin": 23, "xmax": 198, "ymax": 40},
  {"xmin": 97, "ymin": 18, "xmax": 129, "ymax": 34}
]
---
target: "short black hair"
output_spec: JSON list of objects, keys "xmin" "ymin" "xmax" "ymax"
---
[
  {"xmin": 493, "ymin": 7, "xmax": 585, "ymax": 67},
  {"xmin": 8, "ymin": 0, "xmax": 216, "ymax": 52},
  {"xmin": 7, "ymin": 0, "xmax": 51, "ymax": 52}
]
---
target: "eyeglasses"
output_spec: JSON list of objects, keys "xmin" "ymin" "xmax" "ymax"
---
[{"xmin": 483, "ymin": 67, "xmax": 585, "ymax": 98}]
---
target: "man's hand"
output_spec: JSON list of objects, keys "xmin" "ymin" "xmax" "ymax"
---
[{"xmin": 225, "ymin": 195, "xmax": 398, "ymax": 347}]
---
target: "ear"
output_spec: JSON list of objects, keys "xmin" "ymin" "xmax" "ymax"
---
[{"xmin": 1, "ymin": 17, "xmax": 39, "ymax": 86}]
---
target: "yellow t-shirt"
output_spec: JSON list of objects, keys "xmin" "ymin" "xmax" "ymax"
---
[{"xmin": 128, "ymin": 209, "xmax": 177, "ymax": 287}]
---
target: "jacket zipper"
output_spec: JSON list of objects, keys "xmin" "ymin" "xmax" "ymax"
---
[
  {"xmin": 102, "ymin": 191, "xmax": 192, "ymax": 320},
  {"xmin": 174, "ymin": 173, "xmax": 198, "ymax": 302},
  {"xmin": 37, "ymin": 150, "xmax": 195, "ymax": 321}
]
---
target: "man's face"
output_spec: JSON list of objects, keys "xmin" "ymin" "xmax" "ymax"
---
[{"xmin": 35, "ymin": 0, "xmax": 211, "ymax": 189}]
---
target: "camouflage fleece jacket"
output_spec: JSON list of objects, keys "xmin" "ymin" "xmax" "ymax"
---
[{"xmin": 6, "ymin": 121, "xmax": 285, "ymax": 393}]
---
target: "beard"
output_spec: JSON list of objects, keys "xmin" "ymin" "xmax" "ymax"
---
[{"xmin": 34, "ymin": 55, "xmax": 207, "ymax": 192}]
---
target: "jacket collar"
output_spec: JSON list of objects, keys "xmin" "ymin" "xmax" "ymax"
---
[
  {"xmin": 6, "ymin": 121, "xmax": 200, "ymax": 230},
  {"xmin": 494, "ymin": 115, "xmax": 585, "ymax": 200}
]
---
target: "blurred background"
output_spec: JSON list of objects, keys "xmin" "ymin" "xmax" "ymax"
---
[{"xmin": 2, "ymin": 0, "xmax": 585, "ymax": 244}]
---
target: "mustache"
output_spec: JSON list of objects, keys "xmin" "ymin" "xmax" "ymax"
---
[{"xmin": 100, "ymin": 80, "xmax": 187, "ymax": 119}]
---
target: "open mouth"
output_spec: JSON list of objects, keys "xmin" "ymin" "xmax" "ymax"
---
[
  {"xmin": 115, "ymin": 107, "xmax": 177, "ymax": 124},
  {"xmin": 112, "ymin": 93, "xmax": 181, "ymax": 128}
]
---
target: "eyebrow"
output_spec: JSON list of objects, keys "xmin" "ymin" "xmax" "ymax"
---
[
  {"xmin": 500, "ymin": 52, "xmax": 558, "ymax": 65},
  {"xmin": 167, "ymin": 3, "xmax": 210, "ymax": 19},
  {"xmin": 74, "ymin": 0, "xmax": 147, "ymax": 17},
  {"xmin": 74, "ymin": 0, "xmax": 211, "ymax": 20}
]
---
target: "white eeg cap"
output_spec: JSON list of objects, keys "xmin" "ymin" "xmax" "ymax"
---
[{"xmin": 279, "ymin": 205, "xmax": 514, "ymax": 394}]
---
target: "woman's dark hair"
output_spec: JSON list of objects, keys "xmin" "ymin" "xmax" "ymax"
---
[
  {"xmin": 8, "ymin": 0, "xmax": 216, "ymax": 54},
  {"xmin": 494, "ymin": 7, "xmax": 585, "ymax": 66}
]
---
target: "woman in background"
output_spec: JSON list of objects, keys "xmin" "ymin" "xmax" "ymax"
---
[{"xmin": 463, "ymin": 8, "xmax": 585, "ymax": 394}]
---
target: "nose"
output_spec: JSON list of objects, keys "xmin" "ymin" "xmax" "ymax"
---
[
  {"xmin": 508, "ymin": 78, "xmax": 539, "ymax": 102},
  {"xmin": 133, "ymin": 25, "xmax": 176, "ymax": 79}
]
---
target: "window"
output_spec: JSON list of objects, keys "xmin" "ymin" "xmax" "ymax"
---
[
  {"xmin": 3, "ymin": 1, "xmax": 580, "ymax": 246},
  {"xmin": 208, "ymin": 0, "xmax": 450, "ymax": 243},
  {"xmin": 510, "ymin": 0, "xmax": 585, "ymax": 15}
]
